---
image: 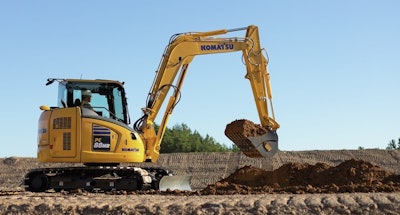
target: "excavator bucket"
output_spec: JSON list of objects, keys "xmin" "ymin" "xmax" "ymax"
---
[
  {"xmin": 225, "ymin": 119, "xmax": 278, "ymax": 158},
  {"xmin": 159, "ymin": 175, "xmax": 192, "ymax": 191}
]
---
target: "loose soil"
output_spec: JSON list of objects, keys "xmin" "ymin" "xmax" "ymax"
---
[
  {"xmin": 219, "ymin": 119, "xmax": 400, "ymax": 195},
  {"xmin": 202, "ymin": 159, "xmax": 400, "ymax": 195},
  {"xmin": 226, "ymin": 119, "xmax": 269, "ymax": 137},
  {"xmin": 225, "ymin": 119, "xmax": 271, "ymax": 157}
]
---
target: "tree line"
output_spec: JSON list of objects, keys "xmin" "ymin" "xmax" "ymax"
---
[{"xmin": 156, "ymin": 123, "xmax": 240, "ymax": 153}]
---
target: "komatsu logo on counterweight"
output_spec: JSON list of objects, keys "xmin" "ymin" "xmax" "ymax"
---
[{"xmin": 200, "ymin": 43, "xmax": 234, "ymax": 51}]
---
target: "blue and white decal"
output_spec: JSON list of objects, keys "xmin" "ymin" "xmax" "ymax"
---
[{"xmin": 92, "ymin": 125, "xmax": 111, "ymax": 151}]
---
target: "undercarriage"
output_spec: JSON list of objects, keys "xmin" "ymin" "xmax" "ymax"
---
[{"xmin": 24, "ymin": 166, "xmax": 171, "ymax": 192}]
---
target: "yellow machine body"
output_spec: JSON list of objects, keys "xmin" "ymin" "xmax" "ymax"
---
[
  {"xmin": 37, "ymin": 107, "xmax": 146, "ymax": 164},
  {"xmin": 36, "ymin": 79, "xmax": 151, "ymax": 165}
]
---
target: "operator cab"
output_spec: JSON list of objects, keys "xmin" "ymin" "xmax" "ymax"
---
[{"xmin": 53, "ymin": 79, "xmax": 130, "ymax": 124}]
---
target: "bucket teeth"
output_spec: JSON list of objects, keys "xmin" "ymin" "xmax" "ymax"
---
[{"xmin": 225, "ymin": 119, "xmax": 278, "ymax": 158}]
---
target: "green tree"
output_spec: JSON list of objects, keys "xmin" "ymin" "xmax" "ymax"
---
[
  {"xmin": 156, "ymin": 123, "xmax": 238, "ymax": 153},
  {"xmin": 386, "ymin": 138, "xmax": 400, "ymax": 149}
]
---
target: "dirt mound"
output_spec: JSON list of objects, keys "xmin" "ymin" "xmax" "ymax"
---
[{"xmin": 202, "ymin": 159, "xmax": 400, "ymax": 194}]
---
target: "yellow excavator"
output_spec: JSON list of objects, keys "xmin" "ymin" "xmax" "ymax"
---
[{"xmin": 24, "ymin": 25, "xmax": 279, "ymax": 192}]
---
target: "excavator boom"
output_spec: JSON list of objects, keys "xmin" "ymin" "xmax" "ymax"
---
[{"xmin": 136, "ymin": 25, "xmax": 280, "ymax": 160}]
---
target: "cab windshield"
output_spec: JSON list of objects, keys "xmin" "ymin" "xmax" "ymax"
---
[{"xmin": 57, "ymin": 81, "xmax": 128, "ymax": 124}]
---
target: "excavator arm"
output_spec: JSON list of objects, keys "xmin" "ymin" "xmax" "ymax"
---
[{"xmin": 134, "ymin": 25, "xmax": 279, "ymax": 162}]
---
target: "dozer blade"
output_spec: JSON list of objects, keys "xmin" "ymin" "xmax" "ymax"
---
[
  {"xmin": 159, "ymin": 175, "xmax": 192, "ymax": 191},
  {"xmin": 225, "ymin": 119, "xmax": 279, "ymax": 158}
]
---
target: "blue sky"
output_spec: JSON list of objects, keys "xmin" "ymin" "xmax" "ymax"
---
[{"xmin": 1, "ymin": 1, "xmax": 399, "ymax": 157}]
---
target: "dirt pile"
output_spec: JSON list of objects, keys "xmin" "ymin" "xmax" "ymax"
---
[{"xmin": 202, "ymin": 159, "xmax": 400, "ymax": 195}]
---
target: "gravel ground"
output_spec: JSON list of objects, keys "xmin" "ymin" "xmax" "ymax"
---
[{"xmin": 1, "ymin": 192, "xmax": 400, "ymax": 214}]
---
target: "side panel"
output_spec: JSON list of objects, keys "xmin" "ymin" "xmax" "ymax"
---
[
  {"xmin": 80, "ymin": 118, "xmax": 146, "ymax": 163},
  {"xmin": 38, "ymin": 108, "xmax": 146, "ymax": 163},
  {"xmin": 49, "ymin": 108, "xmax": 80, "ymax": 158},
  {"xmin": 38, "ymin": 107, "xmax": 81, "ymax": 162}
]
